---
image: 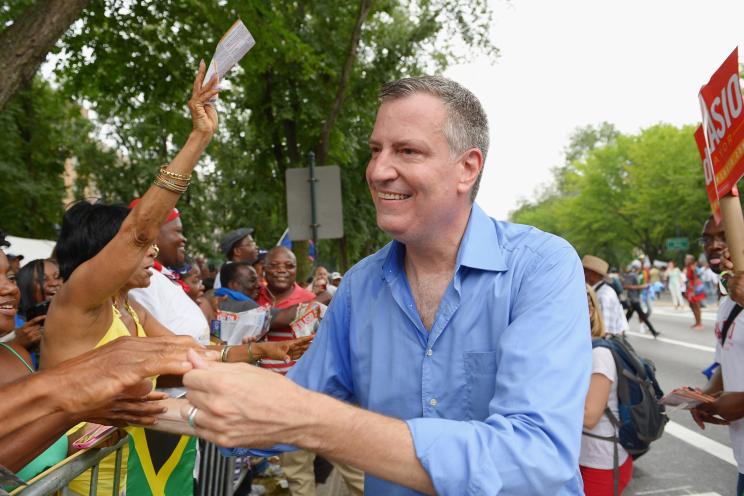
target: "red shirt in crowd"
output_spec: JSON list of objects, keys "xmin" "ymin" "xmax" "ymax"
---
[{"xmin": 257, "ymin": 283, "xmax": 316, "ymax": 374}]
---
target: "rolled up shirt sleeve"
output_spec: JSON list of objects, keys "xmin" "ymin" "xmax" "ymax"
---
[{"xmin": 406, "ymin": 246, "xmax": 592, "ymax": 495}]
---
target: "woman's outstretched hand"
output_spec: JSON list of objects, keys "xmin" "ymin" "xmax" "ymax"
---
[{"xmin": 189, "ymin": 60, "xmax": 220, "ymax": 138}]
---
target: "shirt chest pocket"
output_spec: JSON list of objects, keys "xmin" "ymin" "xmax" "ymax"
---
[{"xmin": 464, "ymin": 351, "xmax": 499, "ymax": 420}]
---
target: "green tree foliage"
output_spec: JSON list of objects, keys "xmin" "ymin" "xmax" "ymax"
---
[
  {"xmin": 511, "ymin": 123, "xmax": 711, "ymax": 266},
  {"xmin": 0, "ymin": 77, "xmax": 116, "ymax": 238},
  {"xmin": 38, "ymin": 0, "xmax": 497, "ymax": 275}
]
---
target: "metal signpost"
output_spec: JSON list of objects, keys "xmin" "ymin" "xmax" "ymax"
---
[{"xmin": 285, "ymin": 156, "xmax": 344, "ymax": 244}]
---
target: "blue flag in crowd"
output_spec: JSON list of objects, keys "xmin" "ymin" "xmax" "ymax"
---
[{"xmin": 277, "ymin": 228, "xmax": 316, "ymax": 261}]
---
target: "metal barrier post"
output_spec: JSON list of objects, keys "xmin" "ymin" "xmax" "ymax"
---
[
  {"xmin": 196, "ymin": 441, "xmax": 240, "ymax": 496},
  {"xmin": 87, "ymin": 464, "xmax": 99, "ymax": 496},
  {"xmin": 111, "ymin": 448, "xmax": 123, "ymax": 496}
]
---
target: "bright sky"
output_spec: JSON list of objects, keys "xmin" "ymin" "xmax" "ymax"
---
[{"xmin": 446, "ymin": 0, "xmax": 744, "ymax": 220}]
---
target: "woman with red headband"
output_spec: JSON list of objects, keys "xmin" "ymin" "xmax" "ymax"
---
[{"xmin": 40, "ymin": 65, "xmax": 304, "ymax": 496}]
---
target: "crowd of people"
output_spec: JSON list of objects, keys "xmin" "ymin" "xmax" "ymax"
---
[
  {"xmin": 3, "ymin": 62, "xmax": 744, "ymax": 496},
  {"xmin": 580, "ymin": 217, "xmax": 744, "ymax": 495},
  {"xmin": 0, "ymin": 65, "xmax": 339, "ymax": 495},
  {"xmin": 582, "ymin": 251, "xmax": 723, "ymax": 338}
]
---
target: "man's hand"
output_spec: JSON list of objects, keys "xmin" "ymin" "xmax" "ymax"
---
[
  {"xmin": 690, "ymin": 405, "xmax": 729, "ymax": 429},
  {"xmin": 181, "ymin": 350, "xmax": 313, "ymax": 448},
  {"xmin": 715, "ymin": 247, "xmax": 744, "ymax": 305},
  {"xmin": 47, "ymin": 336, "xmax": 217, "ymax": 418},
  {"xmin": 12, "ymin": 315, "xmax": 45, "ymax": 350},
  {"xmin": 286, "ymin": 335, "xmax": 314, "ymax": 360},
  {"xmin": 728, "ymin": 271, "xmax": 744, "ymax": 307},
  {"xmin": 252, "ymin": 341, "xmax": 289, "ymax": 362},
  {"xmin": 697, "ymin": 391, "xmax": 744, "ymax": 423}
]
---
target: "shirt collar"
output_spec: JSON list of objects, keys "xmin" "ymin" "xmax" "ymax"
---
[
  {"xmin": 456, "ymin": 203, "xmax": 507, "ymax": 272},
  {"xmin": 381, "ymin": 203, "xmax": 507, "ymax": 280}
]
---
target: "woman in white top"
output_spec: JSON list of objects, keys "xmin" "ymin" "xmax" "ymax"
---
[
  {"xmin": 580, "ymin": 285, "xmax": 633, "ymax": 495},
  {"xmin": 666, "ymin": 261, "xmax": 684, "ymax": 309}
]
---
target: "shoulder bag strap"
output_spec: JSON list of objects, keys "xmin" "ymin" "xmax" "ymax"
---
[{"xmin": 721, "ymin": 304, "xmax": 743, "ymax": 347}]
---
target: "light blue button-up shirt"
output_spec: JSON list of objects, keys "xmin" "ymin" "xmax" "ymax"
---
[{"xmin": 288, "ymin": 203, "xmax": 591, "ymax": 495}]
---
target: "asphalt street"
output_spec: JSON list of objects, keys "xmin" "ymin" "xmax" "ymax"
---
[{"xmin": 623, "ymin": 297, "xmax": 736, "ymax": 496}]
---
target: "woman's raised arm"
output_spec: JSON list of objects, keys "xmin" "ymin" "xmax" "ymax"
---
[{"xmin": 57, "ymin": 63, "xmax": 219, "ymax": 313}]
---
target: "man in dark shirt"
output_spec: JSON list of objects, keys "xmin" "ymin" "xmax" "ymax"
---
[{"xmin": 623, "ymin": 262, "xmax": 659, "ymax": 337}]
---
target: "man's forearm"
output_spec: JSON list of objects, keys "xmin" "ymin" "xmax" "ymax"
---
[
  {"xmin": 0, "ymin": 412, "xmax": 72, "ymax": 471},
  {"xmin": 0, "ymin": 373, "xmax": 59, "ymax": 438},
  {"xmin": 295, "ymin": 390, "xmax": 435, "ymax": 495}
]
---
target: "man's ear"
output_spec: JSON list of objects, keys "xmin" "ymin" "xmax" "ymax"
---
[
  {"xmin": 227, "ymin": 280, "xmax": 239, "ymax": 292},
  {"xmin": 456, "ymin": 148, "xmax": 484, "ymax": 196}
]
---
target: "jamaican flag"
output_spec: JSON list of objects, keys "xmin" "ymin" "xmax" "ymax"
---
[{"xmin": 127, "ymin": 429, "xmax": 196, "ymax": 496}]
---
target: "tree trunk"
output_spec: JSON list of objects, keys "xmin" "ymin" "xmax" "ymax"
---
[
  {"xmin": 338, "ymin": 235, "xmax": 349, "ymax": 272},
  {"xmin": 315, "ymin": 0, "xmax": 374, "ymax": 166},
  {"xmin": 0, "ymin": 0, "xmax": 92, "ymax": 111}
]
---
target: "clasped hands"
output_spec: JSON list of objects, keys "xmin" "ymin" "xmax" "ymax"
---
[{"xmin": 148, "ymin": 348, "xmax": 315, "ymax": 449}]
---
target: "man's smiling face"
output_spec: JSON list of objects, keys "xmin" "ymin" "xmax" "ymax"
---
[
  {"xmin": 366, "ymin": 93, "xmax": 463, "ymax": 245},
  {"xmin": 702, "ymin": 216, "xmax": 727, "ymax": 274}
]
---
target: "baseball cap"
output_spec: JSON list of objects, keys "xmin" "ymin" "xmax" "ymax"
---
[
  {"xmin": 330, "ymin": 271, "xmax": 342, "ymax": 281},
  {"xmin": 220, "ymin": 228, "xmax": 255, "ymax": 257}
]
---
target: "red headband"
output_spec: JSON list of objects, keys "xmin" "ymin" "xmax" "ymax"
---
[{"xmin": 128, "ymin": 199, "xmax": 180, "ymax": 224}]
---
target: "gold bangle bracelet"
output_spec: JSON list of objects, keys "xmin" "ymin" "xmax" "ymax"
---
[
  {"xmin": 153, "ymin": 176, "xmax": 189, "ymax": 194},
  {"xmin": 156, "ymin": 170, "xmax": 190, "ymax": 187},
  {"xmin": 159, "ymin": 166, "xmax": 192, "ymax": 182},
  {"xmin": 153, "ymin": 180, "xmax": 187, "ymax": 194},
  {"xmin": 246, "ymin": 342, "xmax": 255, "ymax": 364}
]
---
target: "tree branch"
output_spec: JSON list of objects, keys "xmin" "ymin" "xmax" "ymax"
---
[
  {"xmin": 0, "ymin": 0, "xmax": 92, "ymax": 111},
  {"xmin": 315, "ymin": 0, "xmax": 374, "ymax": 165}
]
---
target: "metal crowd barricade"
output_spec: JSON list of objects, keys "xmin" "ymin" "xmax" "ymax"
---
[
  {"xmin": 10, "ymin": 436, "xmax": 128, "ymax": 496},
  {"xmin": 8, "ymin": 437, "xmax": 246, "ymax": 496},
  {"xmin": 196, "ymin": 441, "xmax": 249, "ymax": 496}
]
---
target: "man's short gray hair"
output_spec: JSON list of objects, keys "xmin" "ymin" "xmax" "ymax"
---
[{"xmin": 379, "ymin": 76, "xmax": 489, "ymax": 201}]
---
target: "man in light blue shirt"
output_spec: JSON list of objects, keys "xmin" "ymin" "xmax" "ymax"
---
[{"xmin": 182, "ymin": 76, "xmax": 591, "ymax": 495}]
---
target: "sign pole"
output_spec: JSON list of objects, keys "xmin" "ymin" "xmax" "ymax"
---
[
  {"xmin": 307, "ymin": 152, "xmax": 319, "ymax": 263},
  {"xmin": 720, "ymin": 194, "xmax": 744, "ymax": 271}
]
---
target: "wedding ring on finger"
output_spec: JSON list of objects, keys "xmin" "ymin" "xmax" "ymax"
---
[{"xmin": 187, "ymin": 406, "xmax": 199, "ymax": 429}]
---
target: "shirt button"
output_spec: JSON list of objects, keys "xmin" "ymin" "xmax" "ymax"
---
[
  {"xmin": 429, "ymin": 398, "xmax": 438, "ymax": 407},
  {"xmin": 426, "ymin": 348, "xmax": 433, "ymax": 357}
]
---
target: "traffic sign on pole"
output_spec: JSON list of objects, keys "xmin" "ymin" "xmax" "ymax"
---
[
  {"xmin": 286, "ymin": 165, "xmax": 344, "ymax": 241},
  {"xmin": 665, "ymin": 237, "xmax": 689, "ymax": 251}
]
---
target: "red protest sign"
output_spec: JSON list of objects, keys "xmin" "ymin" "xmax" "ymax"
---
[
  {"xmin": 699, "ymin": 47, "xmax": 744, "ymax": 197},
  {"xmin": 694, "ymin": 125, "xmax": 721, "ymax": 222}
]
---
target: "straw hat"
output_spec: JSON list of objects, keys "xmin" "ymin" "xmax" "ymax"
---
[{"xmin": 582, "ymin": 255, "xmax": 609, "ymax": 277}]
